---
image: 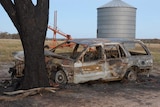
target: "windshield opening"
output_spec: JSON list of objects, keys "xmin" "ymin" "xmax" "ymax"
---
[{"xmin": 53, "ymin": 42, "xmax": 86, "ymax": 59}]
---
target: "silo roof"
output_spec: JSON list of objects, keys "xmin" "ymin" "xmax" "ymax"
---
[{"xmin": 98, "ymin": 0, "xmax": 136, "ymax": 8}]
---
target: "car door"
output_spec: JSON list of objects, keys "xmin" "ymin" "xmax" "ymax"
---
[
  {"xmin": 74, "ymin": 45, "xmax": 105, "ymax": 83},
  {"xmin": 104, "ymin": 43, "xmax": 128, "ymax": 80}
]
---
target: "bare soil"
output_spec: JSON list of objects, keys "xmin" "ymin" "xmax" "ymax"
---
[{"xmin": 0, "ymin": 62, "xmax": 160, "ymax": 107}]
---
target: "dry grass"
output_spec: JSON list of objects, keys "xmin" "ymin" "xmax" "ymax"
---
[
  {"xmin": 0, "ymin": 39, "xmax": 62, "ymax": 62},
  {"xmin": 145, "ymin": 43, "xmax": 160, "ymax": 65},
  {"xmin": 0, "ymin": 39, "xmax": 23, "ymax": 62}
]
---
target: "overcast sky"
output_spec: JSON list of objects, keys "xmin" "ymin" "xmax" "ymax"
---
[{"xmin": 0, "ymin": 0, "xmax": 160, "ymax": 39}]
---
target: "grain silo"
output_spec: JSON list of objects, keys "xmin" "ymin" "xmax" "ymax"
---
[{"xmin": 97, "ymin": 0, "xmax": 137, "ymax": 39}]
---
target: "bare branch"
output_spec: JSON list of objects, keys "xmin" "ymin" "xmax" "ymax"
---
[
  {"xmin": 0, "ymin": 0, "xmax": 35, "ymax": 33},
  {"xmin": 14, "ymin": 0, "xmax": 34, "ymax": 9},
  {"xmin": 0, "ymin": 87, "xmax": 58, "ymax": 101},
  {"xmin": 0, "ymin": 0, "xmax": 15, "ymax": 16},
  {"xmin": 0, "ymin": 0, "xmax": 20, "ymax": 32},
  {"xmin": 36, "ymin": 0, "xmax": 49, "ymax": 30}
]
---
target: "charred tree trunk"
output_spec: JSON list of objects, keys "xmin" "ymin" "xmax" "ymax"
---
[
  {"xmin": 20, "ymin": 29, "xmax": 49, "ymax": 89},
  {"xmin": 0, "ymin": 0, "xmax": 50, "ymax": 89}
]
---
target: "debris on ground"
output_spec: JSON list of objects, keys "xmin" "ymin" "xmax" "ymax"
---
[{"xmin": 0, "ymin": 87, "xmax": 58, "ymax": 101}]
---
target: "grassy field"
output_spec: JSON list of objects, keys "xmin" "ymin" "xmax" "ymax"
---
[
  {"xmin": 0, "ymin": 39, "xmax": 160, "ymax": 65},
  {"xmin": 0, "ymin": 39, "xmax": 23, "ymax": 62},
  {"xmin": 0, "ymin": 39, "xmax": 59, "ymax": 62},
  {"xmin": 145, "ymin": 43, "xmax": 160, "ymax": 65}
]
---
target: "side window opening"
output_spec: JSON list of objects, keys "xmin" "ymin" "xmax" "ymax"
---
[
  {"xmin": 105, "ymin": 45, "xmax": 122, "ymax": 59},
  {"xmin": 123, "ymin": 42, "xmax": 148, "ymax": 56},
  {"xmin": 83, "ymin": 46, "xmax": 102, "ymax": 62}
]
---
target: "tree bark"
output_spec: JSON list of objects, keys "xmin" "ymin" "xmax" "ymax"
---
[
  {"xmin": 20, "ymin": 28, "xmax": 49, "ymax": 89},
  {"xmin": 0, "ymin": 0, "xmax": 50, "ymax": 89}
]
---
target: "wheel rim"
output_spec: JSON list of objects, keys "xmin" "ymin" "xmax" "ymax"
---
[
  {"xmin": 127, "ymin": 70, "xmax": 137, "ymax": 81},
  {"xmin": 55, "ymin": 70, "xmax": 67, "ymax": 84}
]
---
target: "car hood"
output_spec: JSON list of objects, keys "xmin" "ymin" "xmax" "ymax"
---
[
  {"xmin": 12, "ymin": 50, "xmax": 73, "ymax": 61},
  {"xmin": 12, "ymin": 50, "xmax": 55, "ymax": 61}
]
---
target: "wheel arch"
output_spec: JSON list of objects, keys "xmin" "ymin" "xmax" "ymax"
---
[
  {"xmin": 127, "ymin": 65, "xmax": 140, "ymax": 73},
  {"xmin": 123, "ymin": 65, "xmax": 140, "ymax": 81},
  {"xmin": 49, "ymin": 63, "xmax": 68, "ymax": 83}
]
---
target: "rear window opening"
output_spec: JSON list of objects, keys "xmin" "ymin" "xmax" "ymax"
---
[{"xmin": 123, "ymin": 42, "xmax": 148, "ymax": 56}]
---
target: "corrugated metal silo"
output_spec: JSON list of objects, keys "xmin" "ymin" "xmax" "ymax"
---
[{"xmin": 97, "ymin": 0, "xmax": 137, "ymax": 39}]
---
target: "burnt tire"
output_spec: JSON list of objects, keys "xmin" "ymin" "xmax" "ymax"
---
[
  {"xmin": 55, "ymin": 70, "xmax": 67, "ymax": 84},
  {"xmin": 125, "ymin": 68, "xmax": 137, "ymax": 81}
]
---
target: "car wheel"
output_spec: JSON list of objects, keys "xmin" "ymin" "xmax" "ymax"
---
[
  {"xmin": 125, "ymin": 68, "xmax": 137, "ymax": 81},
  {"xmin": 55, "ymin": 70, "xmax": 67, "ymax": 84}
]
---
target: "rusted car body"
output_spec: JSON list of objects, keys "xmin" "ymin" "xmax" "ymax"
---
[{"xmin": 10, "ymin": 39, "xmax": 153, "ymax": 84}]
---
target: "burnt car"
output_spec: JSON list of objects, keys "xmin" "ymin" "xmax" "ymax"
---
[{"xmin": 9, "ymin": 39, "xmax": 153, "ymax": 84}]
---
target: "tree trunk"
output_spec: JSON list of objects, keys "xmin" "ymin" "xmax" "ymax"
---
[
  {"xmin": 0, "ymin": 0, "xmax": 50, "ymax": 89},
  {"xmin": 20, "ymin": 30, "xmax": 49, "ymax": 89}
]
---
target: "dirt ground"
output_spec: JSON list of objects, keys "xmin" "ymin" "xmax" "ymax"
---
[{"xmin": 0, "ymin": 62, "xmax": 160, "ymax": 107}]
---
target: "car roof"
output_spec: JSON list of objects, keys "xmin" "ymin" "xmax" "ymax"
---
[{"xmin": 68, "ymin": 38, "xmax": 141, "ymax": 45}]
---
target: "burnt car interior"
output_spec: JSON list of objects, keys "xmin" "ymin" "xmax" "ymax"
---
[
  {"xmin": 105, "ymin": 45, "xmax": 120, "ymax": 59},
  {"xmin": 83, "ymin": 46, "xmax": 103, "ymax": 62},
  {"xmin": 104, "ymin": 45, "xmax": 126, "ymax": 59}
]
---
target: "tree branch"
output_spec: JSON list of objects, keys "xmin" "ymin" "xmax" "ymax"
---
[
  {"xmin": 0, "ymin": 0, "xmax": 20, "ymax": 32},
  {"xmin": 36, "ymin": 0, "xmax": 49, "ymax": 31}
]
